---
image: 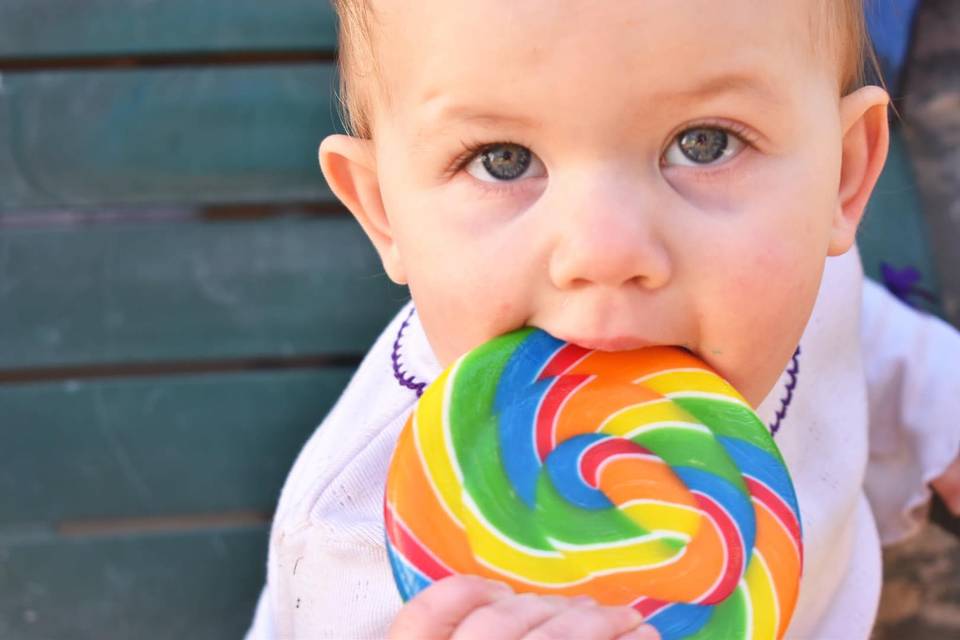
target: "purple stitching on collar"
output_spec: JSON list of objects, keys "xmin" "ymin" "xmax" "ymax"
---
[
  {"xmin": 768, "ymin": 346, "xmax": 801, "ymax": 437},
  {"xmin": 391, "ymin": 306, "xmax": 426, "ymax": 398},
  {"xmin": 391, "ymin": 309, "xmax": 800, "ymax": 438},
  {"xmin": 880, "ymin": 261, "xmax": 939, "ymax": 309}
]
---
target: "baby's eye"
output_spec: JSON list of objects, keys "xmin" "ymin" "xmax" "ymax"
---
[
  {"xmin": 663, "ymin": 126, "xmax": 745, "ymax": 167},
  {"xmin": 464, "ymin": 143, "xmax": 546, "ymax": 183}
]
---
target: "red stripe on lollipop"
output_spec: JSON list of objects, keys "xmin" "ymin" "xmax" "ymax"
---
[
  {"xmin": 579, "ymin": 438, "xmax": 656, "ymax": 488},
  {"xmin": 745, "ymin": 476, "xmax": 804, "ymax": 564},
  {"xmin": 632, "ymin": 596, "xmax": 672, "ymax": 619},
  {"xmin": 539, "ymin": 343, "xmax": 592, "ymax": 379},
  {"xmin": 692, "ymin": 491, "xmax": 744, "ymax": 604},
  {"xmin": 535, "ymin": 374, "xmax": 590, "ymax": 462},
  {"xmin": 384, "ymin": 501, "xmax": 454, "ymax": 582}
]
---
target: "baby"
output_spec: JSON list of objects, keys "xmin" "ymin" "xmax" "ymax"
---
[{"xmin": 247, "ymin": 0, "xmax": 960, "ymax": 638}]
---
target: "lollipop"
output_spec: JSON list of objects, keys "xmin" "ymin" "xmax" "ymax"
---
[{"xmin": 384, "ymin": 328, "xmax": 802, "ymax": 640}]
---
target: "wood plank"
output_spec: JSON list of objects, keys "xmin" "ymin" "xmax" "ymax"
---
[
  {"xmin": 0, "ymin": 216, "xmax": 406, "ymax": 369},
  {"xmin": 0, "ymin": 526, "xmax": 268, "ymax": 640},
  {"xmin": 0, "ymin": 64, "xmax": 342, "ymax": 209},
  {"xmin": 0, "ymin": 0, "xmax": 336, "ymax": 58},
  {"xmin": 0, "ymin": 369, "xmax": 355, "ymax": 525}
]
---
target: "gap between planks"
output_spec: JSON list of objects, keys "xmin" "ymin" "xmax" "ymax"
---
[
  {"xmin": 56, "ymin": 510, "xmax": 272, "ymax": 537},
  {"xmin": 0, "ymin": 202, "xmax": 349, "ymax": 229},
  {"xmin": 0, "ymin": 353, "xmax": 363, "ymax": 385},
  {"xmin": 0, "ymin": 49, "xmax": 335, "ymax": 73}
]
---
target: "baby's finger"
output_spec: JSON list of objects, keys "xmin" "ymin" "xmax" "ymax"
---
[
  {"xmin": 451, "ymin": 593, "xmax": 570, "ymax": 639},
  {"xmin": 526, "ymin": 601, "xmax": 651, "ymax": 640},
  {"xmin": 614, "ymin": 624, "xmax": 662, "ymax": 640},
  {"xmin": 388, "ymin": 575, "xmax": 513, "ymax": 640}
]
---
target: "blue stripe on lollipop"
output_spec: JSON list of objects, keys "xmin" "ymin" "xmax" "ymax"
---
[
  {"xmin": 647, "ymin": 601, "xmax": 714, "ymax": 640},
  {"xmin": 545, "ymin": 433, "xmax": 616, "ymax": 510},
  {"xmin": 495, "ymin": 330, "xmax": 566, "ymax": 508},
  {"xmin": 672, "ymin": 466, "xmax": 756, "ymax": 573},
  {"xmin": 718, "ymin": 436, "xmax": 801, "ymax": 530},
  {"xmin": 385, "ymin": 535, "xmax": 432, "ymax": 602}
]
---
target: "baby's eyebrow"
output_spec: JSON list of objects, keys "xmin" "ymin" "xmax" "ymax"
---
[
  {"xmin": 652, "ymin": 71, "xmax": 786, "ymax": 107},
  {"xmin": 413, "ymin": 70, "xmax": 783, "ymax": 142},
  {"xmin": 413, "ymin": 107, "xmax": 541, "ymax": 142}
]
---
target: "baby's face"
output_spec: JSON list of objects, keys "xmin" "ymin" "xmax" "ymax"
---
[{"xmin": 343, "ymin": 0, "xmax": 884, "ymax": 406}]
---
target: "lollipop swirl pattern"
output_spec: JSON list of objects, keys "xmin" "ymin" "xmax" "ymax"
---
[{"xmin": 385, "ymin": 328, "xmax": 803, "ymax": 640}]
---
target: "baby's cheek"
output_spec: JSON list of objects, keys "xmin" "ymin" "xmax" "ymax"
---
[
  {"xmin": 707, "ymin": 241, "xmax": 819, "ymax": 403},
  {"xmin": 413, "ymin": 271, "xmax": 528, "ymax": 365},
  {"xmin": 742, "ymin": 242, "xmax": 819, "ymax": 331}
]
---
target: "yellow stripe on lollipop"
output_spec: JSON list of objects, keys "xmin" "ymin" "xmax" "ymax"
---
[
  {"xmin": 599, "ymin": 399, "xmax": 704, "ymax": 437},
  {"xmin": 637, "ymin": 369, "xmax": 747, "ymax": 404},
  {"xmin": 413, "ymin": 366, "xmax": 464, "ymax": 527},
  {"xmin": 460, "ymin": 493, "xmax": 586, "ymax": 586},
  {"xmin": 463, "ymin": 492, "xmax": 685, "ymax": 586},
  {"xmin": 621, "ymin": 500, "xmax": 701, "ymax": 539},
  {"xmin": 744, "ymin": 551, "xmax": 778, "ymax": 640},
  {"xmin": 552, "ymin": 533, "xmax": 686, "ymax": 575}
]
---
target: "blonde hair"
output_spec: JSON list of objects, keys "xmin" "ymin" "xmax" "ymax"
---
[
  {"xmin": 331, "ymin": 0, "xmax": 882, "ymax": 140},
  {"xmin": 330, "ymin": 0, "xmax": 378, "ymax": 139},
  {"xmin": 819, "ymin": 0, "xmax": 881, "ymax": 92}
]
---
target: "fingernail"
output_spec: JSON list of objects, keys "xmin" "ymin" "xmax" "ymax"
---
[
  {"xmin": 605, "ymin": 606, "xmax": 644, "ymax": 626},
  {"xmin": 624, "ymin": 608, "xmax": 645, "ymax": 626},
  {"xmin": 484, "ymin": 579, "xmax": 513, "ymax": 594},
  {"xmin": 572, "ymin": 595, "xmax": 596, "ymax": 605}
]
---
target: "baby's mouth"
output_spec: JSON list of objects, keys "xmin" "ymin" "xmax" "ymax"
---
[{"xmin": 560, "ymin": 335, "xmax": 663, "ymax": 352}]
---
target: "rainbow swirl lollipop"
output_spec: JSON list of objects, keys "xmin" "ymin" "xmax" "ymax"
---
[{"xmin": 384, "ymin": 328, "xmax": 803, "ymax": 640}]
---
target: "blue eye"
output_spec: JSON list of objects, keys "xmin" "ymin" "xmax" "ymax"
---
[
  {"xmin": 465, "ymin": 143, "xmax": 546, "ymax": 182},
  {"xmin": 664, "ymin": 126, "xmax": 745, "ymax": 167}
]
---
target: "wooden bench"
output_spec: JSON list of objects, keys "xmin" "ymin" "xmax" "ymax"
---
[
  {"xmin": 0, "ymin": 2, "xmax": 952, "ymax": 639},
  {"xmin": 0, "ymin": 3, "xmax": 404, "ymax": 638}
]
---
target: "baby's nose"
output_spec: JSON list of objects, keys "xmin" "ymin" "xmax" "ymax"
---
[{"xmin": 547, "ymin": 182, "xmax": 672, "ymax": 291}]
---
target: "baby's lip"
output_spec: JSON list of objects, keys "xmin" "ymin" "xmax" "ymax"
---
[{"xmin": 560, "ymin": 335, "xmax": 661, "ymax": 352}]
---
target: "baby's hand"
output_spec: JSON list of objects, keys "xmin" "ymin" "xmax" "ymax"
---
[
  {"xmin": 388, "ymin": 575, "xmax": 660, "ymax": 640},
  {"xmin": 931, "ymin": 456, "xmax": 960, "ymax": 516}
]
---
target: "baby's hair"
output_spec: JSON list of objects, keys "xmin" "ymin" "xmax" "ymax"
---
[
  {"xmin": 330, "ymin": 0, "xmax": 883, "ymax": 140},
  {"xmin": 330, "ymin": 0, "xmax": 378, "ymax": 140}
]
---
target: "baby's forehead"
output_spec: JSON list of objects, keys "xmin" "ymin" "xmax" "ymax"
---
[
  {"xmin": 370, "ymin": 0, "xmax": 828, "ymax": 59},
  {"xmin": 369, "ymin": 0, "xmax": 834, "ymax": 129}
]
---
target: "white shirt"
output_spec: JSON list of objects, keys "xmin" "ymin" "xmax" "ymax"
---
[{"xmin": 245, "ymin": 248, "xmax": 960, "ymax": 639}]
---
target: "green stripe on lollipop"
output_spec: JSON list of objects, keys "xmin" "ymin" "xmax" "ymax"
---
[
  {"xmin": 534, "ymin": 471, "xmax": 660, "ymax": 546},
  {"xmin": 682, "ymin": 588, "xmax": 749, "ymax": 640},
  {"xmin": 634, "ymin": 426, "xmax": 747, "ymax": 495},
  {"xmin": 674, "ymin": 397, "xmax": 783, "ymax": 459},
  {"xmin": 449, "ymin": 330, "xmax": 553, "ymax": 551}
]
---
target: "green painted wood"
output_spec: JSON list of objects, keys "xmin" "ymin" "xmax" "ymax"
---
[
  {"xmin": 0, "ymin": 216, "xmax": 407, "ymax": 368},
  {"xmin": 0, "ymin": 64, "xmax": 344, "ymax": 209},
  {"xmin": 0, "ymin": 1, "xmax": 337, "ymax": 58},
  {"xmin": 0, "ymin": 526, "xmax": 268, "ymax": 640},
  {"xmin": 0, "ymin": 369, "xmax": 353, "ymax": 525},
  {"xmin": 859, "ymin": 128, "xmax": 942, "ymax": 315}
]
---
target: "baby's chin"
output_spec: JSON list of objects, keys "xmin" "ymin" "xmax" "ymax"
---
[{"xmin": 706, "ymin": 354, "xmax": 789, "ymax": 410}]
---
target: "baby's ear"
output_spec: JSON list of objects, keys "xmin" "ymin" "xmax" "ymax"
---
[
  {"xmin": 829, "ymin": 86, "xmax": 891, "ymax": 256},
  {"xmin": 318, "ymin": 134, "xmax": 406, "ymax": 284}
]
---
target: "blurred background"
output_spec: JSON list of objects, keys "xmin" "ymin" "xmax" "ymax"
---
[{"xmin": 0, "ymin": 1, "xmax": 956, "ymax": 638}]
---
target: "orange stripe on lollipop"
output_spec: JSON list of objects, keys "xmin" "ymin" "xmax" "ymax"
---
[
  {"xmin": 753, "ymin": 498, "xmax": 802, "ymax": 638},
  {"xmin": 567, "ymin": 347, "xmax": 712, "ymax": 382},
  {"xmin": 388, "ymin": 415, "xmax": 483, "ymax": 577},
  {"xmin": 554, "ymin": 382, "xmax": 663, "ymax": 444}
]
